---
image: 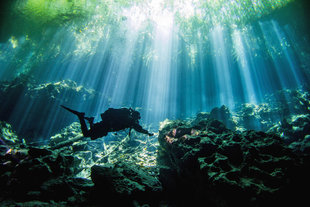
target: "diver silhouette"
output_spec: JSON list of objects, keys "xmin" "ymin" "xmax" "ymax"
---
[{"xmin": 61, "ymin": 105, "xmax": 153, "ymax": 140}]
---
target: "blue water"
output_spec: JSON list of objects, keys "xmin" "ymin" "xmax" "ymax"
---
[{"xmin": 0, "ymin": 0, "xmax": 309, "ymax": 141}]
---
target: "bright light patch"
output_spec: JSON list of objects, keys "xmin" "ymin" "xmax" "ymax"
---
[
  {"xmin": 122, "ymin": 5, "xmax": 146, "ymax": 31},
  {"xmin": 9, "ymin": 36, "xmax": 18, "ymax": 48},
  {"xmin": 232, "ymin": 28, "xmax": 257, "ymax": 103},
  {"xmin": 153, "ymin": 11, "xmax": 174, "ymax": 35},
  {"xmin": 174, "ymin": 0, "xmax": 200, "ymax": 19},
  {"xmin": 122, "ymin": 0, "xmax": 174, "ymax": 32}
]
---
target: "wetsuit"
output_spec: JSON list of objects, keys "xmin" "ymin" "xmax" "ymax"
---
[{"xmin": 62, "ymin": 106, "xmax": 153, "ymax": 140}]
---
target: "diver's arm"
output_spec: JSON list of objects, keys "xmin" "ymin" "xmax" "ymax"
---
[{"xmin": 132, "ymin": 123, "xmax": 153, "ymax": 136}]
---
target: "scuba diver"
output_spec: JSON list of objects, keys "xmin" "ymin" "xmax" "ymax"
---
[{"xmin": 61, "ymin": 105, "xmax": 153, "ymax": 140}]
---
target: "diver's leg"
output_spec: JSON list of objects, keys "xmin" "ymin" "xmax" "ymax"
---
[
  {"xmin": 78, "ymin": 115, "xmax": 91, "ymax": 137},
  {"xmin": 61, "ymin": 105, "xmax": 92, "ymax": 137},
  {"xmin": 85, "ymin": 117, "xmax": 95, "ymax": 129},
  {"xmin": 61, "ymin": 105, "xmax": 85, "ymax": 116}
]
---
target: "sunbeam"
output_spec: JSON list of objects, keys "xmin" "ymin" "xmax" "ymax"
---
[
  {"xmin": 211, "ymin": 26, "xmax": 235, "ymax": 108},
  {"xmin": 0, "ymin": 0, "xmax": 309, "ymax": 141},
  {"xmin": 232, "ymin": 28, "xmax": 257, "ymax": 104}
]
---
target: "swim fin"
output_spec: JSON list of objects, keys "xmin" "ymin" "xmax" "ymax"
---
[{"xmin": 61, "ymin": 105, "xmax": 85, "ymax": 117}]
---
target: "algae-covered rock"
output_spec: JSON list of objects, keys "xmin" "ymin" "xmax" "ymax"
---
[{"xmin": 0, "ymin": 121, "xmax": 20, "ymax": 146}]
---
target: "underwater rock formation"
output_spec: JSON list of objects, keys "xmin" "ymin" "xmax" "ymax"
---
[
  {"xmin": 210, "ymin": 105, "xmax": 236, "ymax": 130},
  {"xmin": 91, "ymin": 161, "xmax": 162, "ymax": 205},
  {"xmin": 0, "ymin": 145, "xmax": 92, "ymax": 205},
  {"xmin": 266, "ymin": 87, "xmax": 310, "ymax": 116},
  {"xmin": 0, "ymin": 77, "xmax": 97, "ymax": 140},
  {"xmin": 268, "ymin": 114, "xmax": 310, "ymax": 142},
  {"xmin": 157, "ymin": 115, "xmax": 310, "ymax": 206},
  {"xmin": 207, "ymin": 87, "xmax": 310, "ymax": 142}
]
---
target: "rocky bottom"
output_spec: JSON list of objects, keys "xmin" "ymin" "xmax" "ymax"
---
[
  {"xmin": 157, "ymin": 116, "xmax": 310, "ymax": 206},
  {"xmin": 1, "ymin": 106, "xmax": 310, "ymax": 206}
]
